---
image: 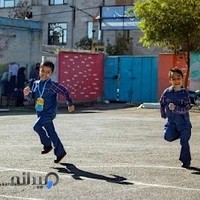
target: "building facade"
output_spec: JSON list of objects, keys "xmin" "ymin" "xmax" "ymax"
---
[
  {"xmin": 0, "ymin": 0, "xmax": 160, "ymax": 68},
  {"xmin": 0, "ymin": 16, "xmax": 42, "ymax": 73}
]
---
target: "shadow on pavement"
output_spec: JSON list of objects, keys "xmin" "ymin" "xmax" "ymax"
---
[
  {"xmin": 53, "ymin": 163, "xmax": 133, "ymax": 185},
  {"xmin": 188, "ymin": 166, "xmax": 200, "ymax": 175},
  {"xmin": 75, "ymin": 102, "xmax": 138, "ymax": 111},
  {"xmin": 0, "ymin": 103, "xmax": 138, "ymax": 116}
]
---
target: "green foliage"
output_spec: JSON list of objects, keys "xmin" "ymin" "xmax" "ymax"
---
[
  {"xmin": 76, "ymin": 34, "xmax": 130, "ymax": 55},
  {"xmin": 75, "ymin": 36, "xmax": 107, "ymax": 52},
  {"xmin": 127, "ymin": 0, "xmax": 200, "ymax": 87},
  {"xmin": 106, "ymin": 43, "xmax": 115, "ymax": 55},
  {"xmin": 75, "ymin": 36, "xmax": 93, "ymax": 50},
  {"xmin": 106, "ymin": 34, "xmax": 130, "ymax": 55},
  {"xmin": 129, "ymin": 0, "xmax": 200, "ymax": 53},
  {"xmin": 0, "ymin": 64, "xmax": 8, "ymax": 76}
]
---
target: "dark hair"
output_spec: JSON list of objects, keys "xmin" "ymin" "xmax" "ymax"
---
[
  {"xmin": 17, "ymin": 67, "xmax": 26, "ymax": 76},
  {"xmin": 168, "ymin": 67, "xmax": 183, "ymax": 79},
  {"xmin": 35, "ymin": 63, "xmax": 40, "ymax": 70},
  {"xmin": 41, "ymin": 61, "xmax": 55, "ymax": 72}
]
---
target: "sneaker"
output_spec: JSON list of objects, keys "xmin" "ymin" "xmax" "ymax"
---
[
  {"xmin": 181, "ymin": 163, "xmax": 190, "ymax": 169},
  {"xmin": 54, "ymin": 152, "xmax": 67, "ymax": 163},
  {"xmin": 41, "ymin": 146, "xmax": 52, "ymax": 154}
]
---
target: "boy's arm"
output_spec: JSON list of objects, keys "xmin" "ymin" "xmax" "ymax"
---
[
  {"xmin": 159, "ymin": 93, "xmax": 167, "ymax": 119},
  {"xmin": 50, "ymin": 82, "xmax": 74, "ymax": 106}
]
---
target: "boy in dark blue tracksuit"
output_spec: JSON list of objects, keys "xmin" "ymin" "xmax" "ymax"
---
[
  {"xmin": 160, "ymin": 67, "xmax": 192, "ymax": 168},
  {"xmin": 24, "ymin": 61, "xmax": 75, "ymax": 163}
]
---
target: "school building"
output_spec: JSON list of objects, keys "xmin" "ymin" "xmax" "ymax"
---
[
  {"xmin": 0, "ymin": 0, "xmax": 165, "ymax": 106},
  {"xmin": 0, "ymin": 0, "xmax": 161, "ymax": 67}
]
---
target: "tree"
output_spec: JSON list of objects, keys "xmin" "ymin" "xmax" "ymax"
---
[
  {"xmin": 9, "ymin": 0, "xmax": 32, "ymax": 19},
  {"xmin": 106, "ymin": 33, "xmax": 130, "ymax": 55},
  {"xmin": 75, "ymin": 36, "xmax": 93, "ymax": 50},
  {"xmin": 128, "ymin": 0, "xmax": 200, "ymax": 87}
]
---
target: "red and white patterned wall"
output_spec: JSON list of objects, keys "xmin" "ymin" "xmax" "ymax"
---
[{"xmin": 58, "ymin": 51, "xmax": 105, "ymax": 102}]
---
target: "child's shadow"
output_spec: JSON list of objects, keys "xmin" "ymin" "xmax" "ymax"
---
[
  {"xmin": 53, "ymin": 163, "xmax": 133, "ymax": 185},
  {"xmin": 188, "ymin": 166, "xmax": 200, "ymax": 175}
]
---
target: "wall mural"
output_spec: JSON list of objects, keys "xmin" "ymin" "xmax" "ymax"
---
[
  {"xmin": 190, "ymin": 52, "xmax": 200, "ymax": 91},
  {"xmin": 0, "ymin": 37, "xmax": 9, "ymax": 56}
]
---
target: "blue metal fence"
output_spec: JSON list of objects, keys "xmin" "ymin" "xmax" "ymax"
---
[{"xmin": 104, "ymin": 55, "xmax": 158, "ymax": 103}]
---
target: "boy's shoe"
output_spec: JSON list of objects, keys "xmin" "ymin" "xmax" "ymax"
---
[
  {"xmin": 181, "ymin": 163, "xmax": 190, "ymax": 169},
  {"xmin": 54, "ymin": 152, "xmax": 67, "ymax": 163},
  {"xmin": 41, "ymin": 146, "xmax": 52, "ymax": 154}
]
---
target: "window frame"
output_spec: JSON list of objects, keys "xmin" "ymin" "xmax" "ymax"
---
[
  {"xmin": 0, "ymin": 0, "xmax": 20, "ymax": 8},
  {"xmin": 48, "ymin": 22, "xmax": 68, "ymax": 45},
  {"xmin": 49, "ymin": 0, "xmax": 68, "ymax": 6},
  {"xmin": 87, "ymin": 21, "xmax": 100, "ymax": 40}
]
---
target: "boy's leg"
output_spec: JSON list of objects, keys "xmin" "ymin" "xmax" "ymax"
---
[
  {"xmin": 164, "ymin": 122, "xmax": 180, "ymax": 142},
  {"xmin": 43, "ymin": 121, "xmax": 66, "ymax": 158},
  {"xmin": 179, "ymin": 128, "xmax": 191, "ymax": 166},
  {"xmin": 33, "ymin": 117, "xmax": 52, "ymax": 149}
]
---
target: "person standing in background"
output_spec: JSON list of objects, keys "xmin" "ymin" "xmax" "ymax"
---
[
  {"xmin": 29, "ymin": 63, "xmax": 40, "ymax": 88},
  {"xmin": 16, "ymin": 67, "xmax": 28, "ymax": 107}
]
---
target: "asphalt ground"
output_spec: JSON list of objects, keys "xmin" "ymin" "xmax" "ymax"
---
[{"xmin": 0, "ymin": 103, "xmax": 200, "ymax": 200}]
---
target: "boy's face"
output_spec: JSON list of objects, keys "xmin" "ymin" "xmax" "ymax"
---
[
  {"xmin": 39, "ymin": 66, "xmax": 53, "ymax": 81},
  {"xmin": 169, "ymin": 72, "xmax": 183, "ymax": 89}
]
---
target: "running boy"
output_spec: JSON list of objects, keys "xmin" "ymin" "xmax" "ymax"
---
[
  {"xmin": 24, "ymin": 61, "xmax": 74, "ymax": 163},
  {"xmin": 159, "ymin": 67, "xmax": 192, "ymax": 168}
]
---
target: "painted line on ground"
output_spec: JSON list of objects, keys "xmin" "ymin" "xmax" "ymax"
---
[
  {"xmin": 0, "ymin": 164, "xmax": 200, "ymax": 193},
  {"xmin": 0, "ymin": 167, "xmax": 48, "ymax": 174},
  {"xmin": 77, "ymin": 164, "xmax": 183, "ymax": 170},
  {"xmin": 0, "ymin": 195, "xmax": 44, "ymax": 200},
  {"xmin": 133, "ymin": 181, "xmax": 200, "ymax": 192},
  {"xmin": 0, "ymin": 164, "xmax": 182, "ymax": 175}
]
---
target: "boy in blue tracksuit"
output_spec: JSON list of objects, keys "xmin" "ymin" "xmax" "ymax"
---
[
  {"xmin": 160, "ymin": 67, "xmax": 192, "ymax": 168},
  {"xmin": 24, "ymin": 61, "xmax": 75, "ymax": 163}
]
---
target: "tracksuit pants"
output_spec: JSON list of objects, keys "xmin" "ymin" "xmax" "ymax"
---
[{"xmin": 33, "ymin": 115, "xmax": 66, "ymax": 157}]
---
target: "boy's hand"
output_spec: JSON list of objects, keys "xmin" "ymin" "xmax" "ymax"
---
[
  {"xmin": 161, "ymin": 114, "xmax": 166, "ymax": 119},
  {"xmin": 23, "ymin": 86, "xmax": 30, "ymax": 96},
  {"xmin": 68, "ymin": 105, "xmax": 75, "ymax": 112},
  {"xmin": 169, "ymin": 103, "xmax": 175, "ymax": 111}
]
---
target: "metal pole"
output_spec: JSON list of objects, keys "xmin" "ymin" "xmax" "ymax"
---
[
  {"xmin": 70, "ymin": 0, "xmax": 75, "ymax": 49},
  {"xmin": 100, "ymin": 0, "xmax": 105, "ymax": 42}
]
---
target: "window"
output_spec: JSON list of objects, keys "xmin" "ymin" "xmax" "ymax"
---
[
  {"xmin": 49, "ymin": 0, "xmax": 68, "ymax": 5},
  {"xmin": 0, "ymin": 0, "xmax": 20, "ymax": 7},
  {"xmin": 48, "ymin": 23, "xmax": 67, "ymax": 45},
  {"xmin": 87, "ymin": 21, "xmax": 100, "ymax": 40}
]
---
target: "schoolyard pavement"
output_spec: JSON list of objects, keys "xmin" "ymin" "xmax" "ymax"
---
[{"xmin": 0, "ymin": 104, "xmax": 200, "ymax": 200}]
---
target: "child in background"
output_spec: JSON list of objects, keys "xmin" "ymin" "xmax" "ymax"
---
[
  {"xmin": 160, "ymin": 67, "xmax": 192, "ymax": 168},
  {"xmin": 24, "ymin": 61, "xmax": 75, "ymax": 163}
]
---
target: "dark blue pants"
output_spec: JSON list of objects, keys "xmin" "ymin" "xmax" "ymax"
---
[
  {"xmin": 33, "ymin": 115, "xmax": 66, "ymax": 157},
  {"xmin": 164, "ymin": 121, "xmax": 191, "ymax": 165}
]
